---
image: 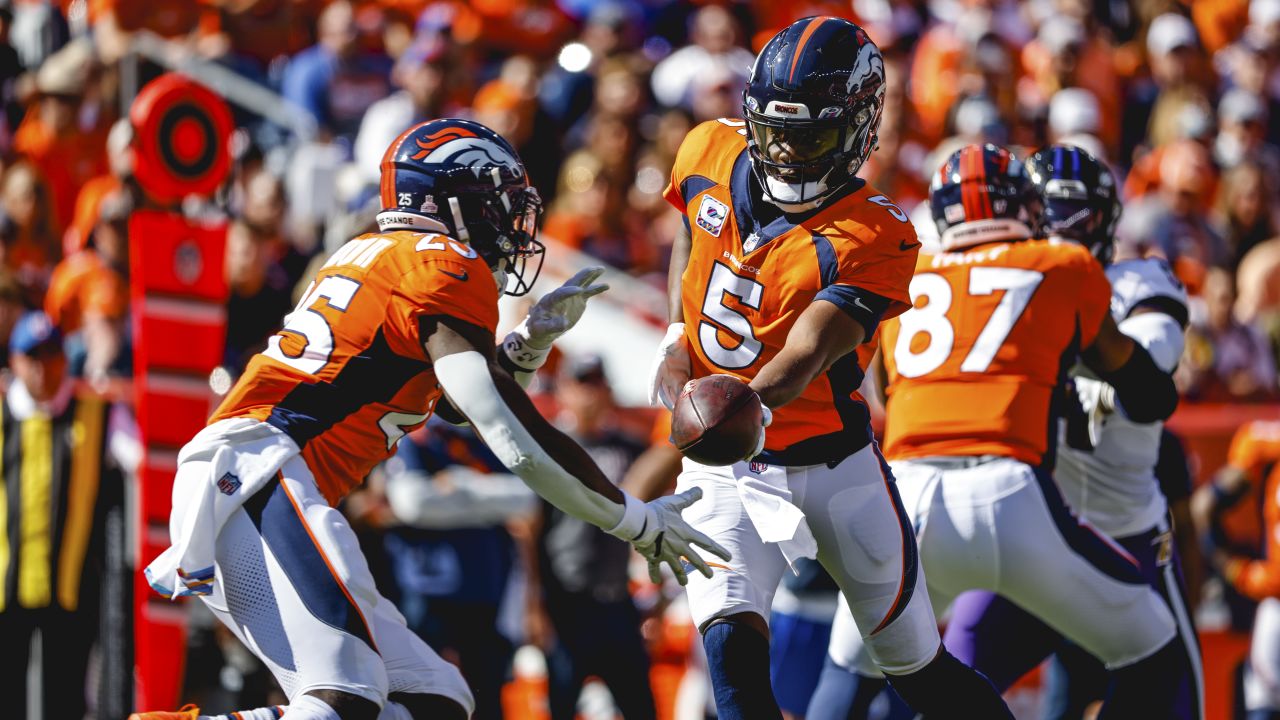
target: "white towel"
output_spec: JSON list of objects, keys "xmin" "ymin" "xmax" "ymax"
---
[
  {"xmin": 735, "ymin": 462, "xmax": 818, "ymax": 571},
  {"xmin": 145, "ymin": 418, "xmax": 300, "ymax": 599}
]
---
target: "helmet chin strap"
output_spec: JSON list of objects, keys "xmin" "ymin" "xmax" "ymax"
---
[{"xmin": 448, "ymin": 196, "xmax": 471, "ymax": 242}]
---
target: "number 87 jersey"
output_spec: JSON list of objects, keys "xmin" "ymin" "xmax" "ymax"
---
[
  {"xmin": 880, "ymin": 239, "xmax": 1112, "ymax": 465},
  {"xmin": 666, "ymin": 119, "xmax": 920, "ymax": 466}
]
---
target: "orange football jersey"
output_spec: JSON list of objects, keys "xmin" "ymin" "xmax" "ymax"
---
[
  {"xmin": 1222, "ymin": 420, "xmax": 1280, "ymax": 599},
  {"xmin": 210, "ymin": 230, "xmax": 499, "ymax": 505},
  {"xmin": 880, "ymin": 240, "xmax": 1112, "ymax": 465},
  {"xmin": 665, "ymin": 120, "xmax": 919, "ymax": 465}
]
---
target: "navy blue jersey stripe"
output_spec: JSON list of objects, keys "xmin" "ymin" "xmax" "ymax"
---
[
  {"xmin": 810, "ymin": 233, "xmax": 839, "ymax": 287},
  {"xmin": 680, "ymin": 175, "xmax": 716, "ymax": 206},
  {"xmin": 267, "ymin": 328, "xmax": 429, "ymax": 447}
]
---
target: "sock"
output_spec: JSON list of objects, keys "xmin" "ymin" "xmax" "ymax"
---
[
  {"xmin": 702, "ymin": 620, "xmax": 783, "ymax": 720},
  {"xmin": 805, "ymin": 657, "xmax": 888, "ymax": 720},
  {"xmin": 885, "ymin": 648, "xmax": 1014, "ymax": 719},
  {"xmin": 204, "ymin": 707, "xmax": 287, "ymax": 720},
  {"xmin": 280, "ymin": 696, "xmax": 341, "ymax": 720},
  {"xmin": 1098, "ymin": 638, "xmax": 1181, "ymax": 719}
]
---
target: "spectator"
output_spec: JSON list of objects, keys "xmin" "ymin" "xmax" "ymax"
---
[
  {"xmin": 1182, "ymin": 267, "xmax": 1277, "ymax": 401},
  {"xmin": 0, "ymin": 161, "xmax": 57, "ymax": 291},
  {"xmin": 1215, "ymin": 88, "xmax": 1280, "ymax": 178},
  {"xmin": 534, "ymin": 354, "xmax": 656, "ymax": 720},
  {"xmin": 281, "ymin": 0, "xmax": 393, "ymax": 143},
  {"xmin": 44, "ymin": 189, "xmax": 129, "ymax": 379},
  {"xmin": 1213, "ymin": 161, "xmax": 1277, "ymax": 268},
  {"xmin": 0, "ymin": 268, "xmax": 22, "ymax": 366},
  {"xmin": 1020, "ymin": 15, "xmax": 1120, "ymax": 151},
  {"xmin": 12, "ymin": 38, "xmax": 107, "ymax": 234},
  {"xmin": 651, "ymin": 5, "xmax": 753, "ymax": 111},
  {"xmin": 1235, "ymin": 237, "xmax": 1280, "ymax": 367},
  {"xmin": 0, "ymin": 310, "xmax": 136, "ymax": 720},
  {"xmin": 378, "ymin": 418, "xmax": 537, "ymax": 720},
  {"xmin": 64, "ymin": 117, "xmax": 132, "ymax": 256},
  {"xmin": 223, "ymin": 219, "xmax": 293, "ymax": 375},
  {"xmin": 1122, "ymin": 13, "xmax": 1207, "ymax": 164},
  {"xmin": 1047, "ymin": 87, "xmax": 1107, "ymax": 161}
]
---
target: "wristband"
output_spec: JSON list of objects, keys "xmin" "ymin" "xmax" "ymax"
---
[
  {"xmin": 605, "ymin": 492, "xmax": 648, "ymax": 541},
  {"xmin": 502, "ymin": 318, "xmax": 550, "ymax": 372}
]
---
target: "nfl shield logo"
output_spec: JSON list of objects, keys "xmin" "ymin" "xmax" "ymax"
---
[
  {"xmin": 217, "ymin": 472, "xmax": 241, "ymax": 495},
  {"xmin": 749, "ymin": 461, "xmax": 768, "ymax": 474},
  {"xmin": 696, "ymin": 195, "xmax": 729, "ymax": 237}
]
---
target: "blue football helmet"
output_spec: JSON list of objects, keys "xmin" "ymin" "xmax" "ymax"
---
[
  {"xmin": 1024, "ymin": 144, "xmax": 1121, "ymax": 265},
  {"xmin": 930, "ymin": 144, "xmax": 1038, "ymax": 251},
  {"xmin": 743, "ymin": 16, "xmax": 886, "ymax": 211},
  {"xmin": 377, "ymin": 118, "xmax": 544, "ymax": 295}
]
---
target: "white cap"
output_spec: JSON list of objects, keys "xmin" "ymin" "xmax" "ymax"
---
[
  {"xmin": 1252, "ymin": 0, "xmax": 1280, "ymax": 27},
  {"xmin": 1147, "ymin": 13, "xmax": 1199, "ymax": 57},
  {"xmin": 1049, "ymin": 87, "xmax": 1100, "ymax": 136},
  {"xmin": 1039, "ymin": 17, "xmax": 1086, "ymax": 56},
  {"xmin": 1219, "ymin": 87, "xmax": 1268, "ymax": 124}
]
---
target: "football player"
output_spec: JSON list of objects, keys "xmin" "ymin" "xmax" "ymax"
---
[
  {"xmin": 808, "ymin": 144, "xmax": 1188, "ymax": 719},
  {"xmin": 1193, "ymin": 420, "xmax": 1280, "ymax": 719},
  {"xmin": 648, "ymin": 18, "xmax": 1013, "ymax": 719},
  {"xmin": 131, "ymin": 119, "xmax": 727, "ymax": 720}
]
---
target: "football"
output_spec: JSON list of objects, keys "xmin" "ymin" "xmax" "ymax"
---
[{"xmin": 670, "ymin": 374, "xmax": 764, "ymax": 466}]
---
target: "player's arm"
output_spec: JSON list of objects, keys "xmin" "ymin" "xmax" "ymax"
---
[
  {"xmin": 423, "ymin": 314, "xmax": 729, "ymax": 584},
  {"xmin": 1079, "ymin": 311, "xmax": 1179, "ymax": 424},
  {"xmin": 648, "ymin": 219, "xmax": 694, "ymax": 409}
]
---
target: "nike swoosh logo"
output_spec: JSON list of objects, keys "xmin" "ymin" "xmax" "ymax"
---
[
  {"xmin": 900, "ymin": 240, "xmax": 921, "ymax": 251},
  {"xmin": 852, "ymin": 296, "xmax": 873, "ymax": 313},
  {"xmin": 439, "ymin": 268, "xmax": 469, "ymax": 281}
]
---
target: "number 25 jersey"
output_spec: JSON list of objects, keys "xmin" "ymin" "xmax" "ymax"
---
[
  {"xmin": 210, "ymin": 230, "xmax": 499, "ymax": 505},
  {"xmin": 665, "ymin": 119, "xmax": 919, "ymax": 466},
  {"xmin": 880, "ymin": 240, "xmax": 1112, "ymax": 465}
]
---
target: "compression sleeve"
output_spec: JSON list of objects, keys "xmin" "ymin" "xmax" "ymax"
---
[
  {"xmin": 1096, "ymin": 343, "xmax": 1179, "ymax": 424},
  {"xmin": 431, "ymin": 350, "xmax": 649, "ymax": 538}
]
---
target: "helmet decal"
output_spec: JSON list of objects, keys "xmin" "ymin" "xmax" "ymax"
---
[
  {"xmin": 410, "ymin": 126, "xmax": 478, "ymax": 158},
  {"xmin": 847, "ymin": 33, "xmax": 885, "ymax": 98}
]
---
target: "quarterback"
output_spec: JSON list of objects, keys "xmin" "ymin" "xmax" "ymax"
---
[
  {"xmin": 649, "ymin": 17, "xmax": 1012, "ymax": 719},
  {"xmin": 132, "ymin": 119, "xmax": 727, "ymax": 720}
]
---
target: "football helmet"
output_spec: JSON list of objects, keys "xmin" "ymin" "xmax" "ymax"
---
[
  {"xmin": 743, "ymin": 16, "xmax": 885, "ymax": 211},
  {"xmin": 377, "ymin": 118, "xmax": 544, "ymax": 295},
  {"xmin": 1024, "ymin": 144, "xmax": 1121, "ymax": 265},
  {"xmin": 930, "ymin": 144, "xmax": 1038, "ymax": 252}
]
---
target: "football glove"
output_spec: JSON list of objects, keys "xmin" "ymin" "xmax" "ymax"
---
[
  {"xmin": 504, "ymin": 266, "xmax": 609, "ymax": 371},
  {"xmin": 609, "ymin": 488, "xmax": 731, "ymax": 585},
  {"xmin": 648, "ymin": 322, "xmax": 692, "ymax": 410}
]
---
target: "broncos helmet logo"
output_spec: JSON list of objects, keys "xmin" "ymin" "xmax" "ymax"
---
[
  {"xmin": 411, "ymin": 127, "xmax": 479, "ymax": 159},
  {"xmin": 415, "ymin": 135, "xmax": 522, "ymax": 179},
  {"xmin": 846, "ymin": 33, "xmax": 884, "ymax": 99}
]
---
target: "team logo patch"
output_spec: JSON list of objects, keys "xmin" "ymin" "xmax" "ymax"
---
[
  {"xmin": 216, "ymin": 472, "xmax": 241, "ymax": 496},
  {"xmin": 749, "ymin": 461, "xmax": 768, "ymax": 473},
  {"xmin": 696, "ymin": 195, "xmax": 730, "ymax": 237}
]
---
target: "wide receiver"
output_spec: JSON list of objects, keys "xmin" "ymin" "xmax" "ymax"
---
[
  {"xmin": 808, "ymin": 144, "xmax": 1188, "ymax": 719},
  {"xmin": 132, "ymin": 119, "xmax": 727, "ymax": 720},
  {"xmin": 649, "ymin": 17, "xmax": 1012, "ymax": 719}
]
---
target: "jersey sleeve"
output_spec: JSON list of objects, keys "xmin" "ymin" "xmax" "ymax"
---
[
  {"xmin": 813, "ymin": 215, "xmax": 919, "ymax": 339},
  {"xmin": 663, "ymin": 120, "xmax": 739, "ymax": 214},
  {"xmin": 1074, "ymin": 248, "xmax": 1115, "ymax": 349},
  {"xmin": 1107, "ymin": 258, "xmax": 1189, "ymax": 325},
  {"xmin": 384, "ymin": 249, "xmax": 500, "ymax": 360},
  {"xmin": 1227, "ymin": 424, "xmax": 1273, "ymax": 479}
]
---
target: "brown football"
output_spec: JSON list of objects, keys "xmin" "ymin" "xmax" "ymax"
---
[{"xmin": 670, "ymin": 374, "xmax": 764, "ymax": 466}]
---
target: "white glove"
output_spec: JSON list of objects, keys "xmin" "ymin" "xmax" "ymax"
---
[
  {"xmin": 504, "ymin": 267, "xmax": 609, "ymax": 371},
  {"xmin": 648, "ymin": 322, "xmax": 692, "ymax": 410},
  {"xmin": 747, "ymin": 404, "xmax": 773, "ymax": 460},
  {"xmin": 607, "ymin": 488, "xmax": 731, "ymax": 585}
]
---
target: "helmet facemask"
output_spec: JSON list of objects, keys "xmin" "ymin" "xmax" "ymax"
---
[{"xmin": 451, "ymin": 171, "xmax": 545, "ymax": 297}]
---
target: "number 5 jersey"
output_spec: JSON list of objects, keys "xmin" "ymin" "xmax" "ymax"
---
[{"xmin": 665, "ymin": 119, "xmax": 920, "ymax": 466}]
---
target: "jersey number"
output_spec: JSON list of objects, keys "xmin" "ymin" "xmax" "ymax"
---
[
  {"xmin": 264, "ymin": 275, "xmax": 362, "ymax": 374},
  {"xmin": 699, "ymin": 262, "xmax": 763, "ymax": 369},
  {"xmin": 894, "ymin": 268, "xmax": 1044, "ymax": 378}
]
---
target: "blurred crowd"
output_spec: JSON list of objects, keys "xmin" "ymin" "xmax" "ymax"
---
[{"xmin": 0, "ymin": 0, "xmax": 1278, "ymax": 717}]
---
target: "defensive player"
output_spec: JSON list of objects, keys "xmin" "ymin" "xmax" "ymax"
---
[
  {"xmin": 807, "ymin": 144, "xmax": 1188, "ymax": 719},
  {"xmin": 648, "ymin": 18, "xmax": 1012, "ymax": 719},
  {"xmin": 1194, "ymin": 420, "xmax": 1280, "ymax": 719},
  {"xmin": 132, "ymin": 119, "xmax": 727, "ymax": 720}
]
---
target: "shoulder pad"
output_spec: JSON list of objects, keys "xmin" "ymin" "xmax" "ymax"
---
[{"xmin": 1106, "ymin": 258, "xmax": 1188, "ymax": 323}]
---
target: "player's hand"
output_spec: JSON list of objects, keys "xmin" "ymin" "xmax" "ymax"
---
[
  {"xmin": 746, "ymin": 404, "xmax": 772, "ymax": 460},
  {"xmin": 648, "ymin": 322, "xmax": 692, "ymax": 410},
  {"xmin": 523, "ymin": 266, "xmax": 609, "ymax": 349},
  {"xmin": 631, "ymin": 488, "xmax": 731, "ymax": 585}
]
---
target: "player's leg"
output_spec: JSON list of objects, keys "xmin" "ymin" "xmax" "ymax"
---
[
  {"xmin": 1041, "ymin": 642, "xmax": 1107, "ymax": 720},
  {"xmin": 199, "ymin": 457, "xmax": 472, "ymax": 720},
  {"xmin": 769, "ymin": 579, "xmax": 836, "ymax": 719},
  {"xmin": 677, "ymin": 459, "xmax": 790, "ymax": 720},
  {"xmin": 987, "ymin": 460, "xmax": 1181, "ymax": 718},
  {"xmin": 1244, "ymin": 598, "xmax": 1280, "ymax": 718},
  {"xmin": 799, "ymin": 447, "xmax": 1011, "ymax": 719},
  {"xmin": 942, "ymin": 590, "xmax": 1065, "ymax": 692}
]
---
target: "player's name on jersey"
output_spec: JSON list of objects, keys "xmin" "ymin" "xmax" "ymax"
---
[{"xmin": 929, "ymin": 244, "xmax": 1010, "ymax": 268}]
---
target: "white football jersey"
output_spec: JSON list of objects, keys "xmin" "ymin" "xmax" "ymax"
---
[{"xmin": 1054, "ymin": 257, "xmax": 1188, "ymax": 538}]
